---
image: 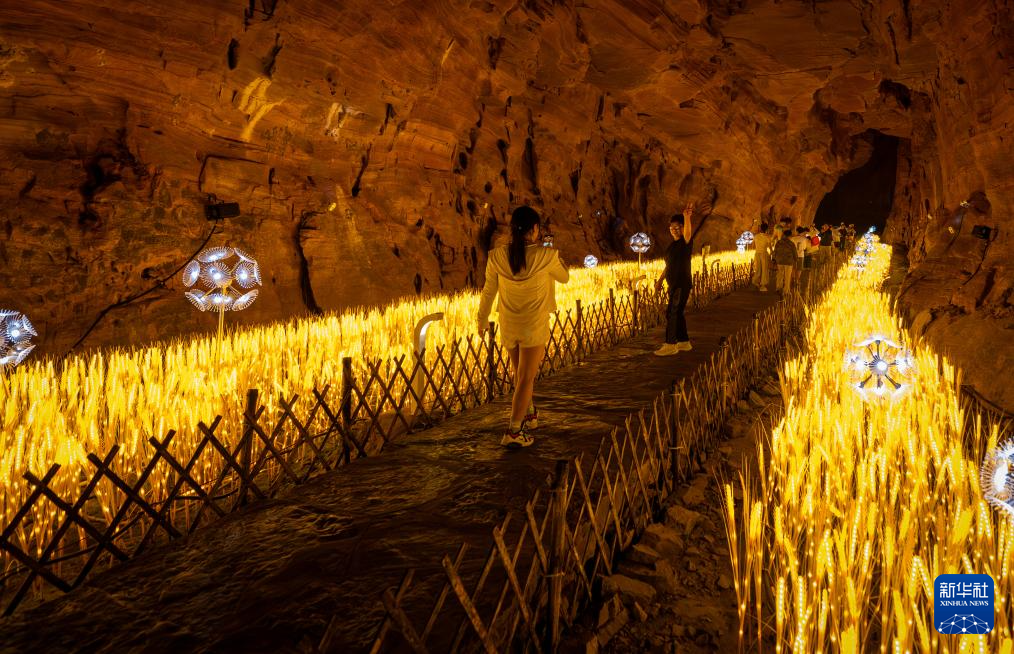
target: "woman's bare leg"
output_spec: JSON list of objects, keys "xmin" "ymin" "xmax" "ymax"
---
[
  {"xmin": 511, "ymin": 345, "xmax": 546, "ymax": 426},
  {"xmin": 507, "ymin": 344, "xmax": 520, "ymax": 388}
]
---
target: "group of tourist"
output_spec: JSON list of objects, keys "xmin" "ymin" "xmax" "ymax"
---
[
  {"xmin": 476, "ymin": 203, "xmax": 699, "ymax": 448},
  {"xmin": 475, "ymin": 204, "xmax": 855, "ymax": 449},
  {"xmin": 751, "ymin": 219, "xmax": 856, "ymax": 295}
]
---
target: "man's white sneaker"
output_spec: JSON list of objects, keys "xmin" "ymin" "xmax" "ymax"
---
[
  {"xmin": 675, "ymin": 341, "xmax": 693, "ymax": 352},
  {"xmin": 653, "ymin": 343, "xmax": 680, "ymax": 356}
]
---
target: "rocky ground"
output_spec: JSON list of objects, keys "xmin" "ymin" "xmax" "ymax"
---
[{"xmin": 563, "ymin": 376, "xmax": 786, "ymax": 654}]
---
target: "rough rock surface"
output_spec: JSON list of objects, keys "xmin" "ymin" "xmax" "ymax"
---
[
  {"xmin": 0, "ymin": 0, "xmax": 1011, "ymax": 406},
  {"xmin": 573, "ymin": 372, "xmax": 784, "ymax": 653}
]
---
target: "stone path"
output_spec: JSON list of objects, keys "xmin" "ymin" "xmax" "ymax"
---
[{"xmin": 0, "ymin": 288, "xmax": 779, "ymax": 654}]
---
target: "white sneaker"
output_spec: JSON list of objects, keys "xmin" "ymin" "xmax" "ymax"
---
[
  {"xmin": 653, "ymin": 343, "xmax": 680, "ymax": 356},
  {"xmin": 675, "ymin": 341, "xmax": 693, "ymax": 352},
  {"xmin": 501, "ymin": 427, "xmax": 534, "ymax": 449}
]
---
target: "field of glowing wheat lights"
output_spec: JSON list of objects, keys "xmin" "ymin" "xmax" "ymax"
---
[
  {"xmin": 0, "ymin": 250, "xmax": 750, "ymax": 566},
  {"xmin": 723, "ymin": 241, "xmax": 1012, "ymax": 653}
]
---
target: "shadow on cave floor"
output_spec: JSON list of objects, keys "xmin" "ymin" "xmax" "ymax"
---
[{"xmin": 0, "ymin": 289, "xmax": 781, "ymax": 654}]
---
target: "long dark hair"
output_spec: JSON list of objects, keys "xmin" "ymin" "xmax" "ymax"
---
[{"xmin": 508, "ymin": 206, "xmax": 540, "ymax": 275}]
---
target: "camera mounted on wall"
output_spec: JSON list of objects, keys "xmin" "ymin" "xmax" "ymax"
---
[
  {"xmin": 960, "ymin": 192, "xmax": 996, "ymax": 242},
  {"xmin": 204, "ymin": 194, "xmax": 241, "ymax": 221}
]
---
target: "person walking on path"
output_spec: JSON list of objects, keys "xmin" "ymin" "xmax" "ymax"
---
[
  {"xmin": 654, "ymin": 202, "xmax": 696, "ymax": 356},
  {"xmin": 752, "ymin": 222, "xmax": 773, "ymax": 291},
  {"xmin": 792, "ymin": 226, "xmax": 810, "ymax": 289},
  {"xmin": 478, "ymin": 206, "xmax": 570, "ymax": 449},
  {"xmin": 772, "ymin": 228, "xmax": 797, "ymax": 295},
  {"xmin": 818, "ymin": 223, "xmax": 834, "ymax": 265}
]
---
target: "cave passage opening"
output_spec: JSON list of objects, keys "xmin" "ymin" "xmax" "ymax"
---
[{"xmin": 815, "ymin": 130, "xmax": 900, "ymax": 233}]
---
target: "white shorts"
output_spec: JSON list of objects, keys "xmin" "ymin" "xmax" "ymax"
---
[{"xmin": 498, "ymin": 316, "xmax": 551, "ymax": 349}]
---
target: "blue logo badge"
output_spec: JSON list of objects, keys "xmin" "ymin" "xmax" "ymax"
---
[{"xmin": 934, "ymin": 574, "xmax": 994, "ymax": 634}]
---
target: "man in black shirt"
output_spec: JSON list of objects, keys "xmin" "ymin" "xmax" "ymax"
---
[
  {"xmin": 654, "ymin": 202, "xmax": 695, "ymax": 356},
  {"xmin": 818, "ymin": 223, "xmax": 834, "ymax": 266}
]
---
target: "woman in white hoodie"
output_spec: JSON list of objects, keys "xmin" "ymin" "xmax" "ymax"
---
[{"xmin": 478, "ymin": 206, "xmax": 570, "ymax": 448}]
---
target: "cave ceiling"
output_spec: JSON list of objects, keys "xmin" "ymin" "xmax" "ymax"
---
[{"xmin": 0, "ymin": 0, "xmax": 1011, "ymax": 407}]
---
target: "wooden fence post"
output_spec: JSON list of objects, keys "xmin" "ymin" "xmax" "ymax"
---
[
  {"xmin": 608, "ymin": 289, "xmax": 617, "ymax": 344},
  {"xmin": 752, "ymin": 313, "xmax": 761, "ymax": 371},
  {"xmin": 486, "ymin": 321, "xmax": 496, "ymax": 402},
  {"xmin": 341, "ymin": 357, "xmax": 354, "ymax": 428},
  {"xmin": 575, "ymin": 300, "xmax": 584, "ymax": 361},
  {"xmin": 548, "ymin": 459, "xmax": 569, "ymax": 652},
  {"xmin": 632, "ymin": 288, "xmax": 640, "ymax": 334},
  {"xmin": 669, "ymin": 379, "xmax": 680, "ymax": 482},
  {"xmin": 239, "ymin": 388, "xmax": 258, "ymax": 505}
]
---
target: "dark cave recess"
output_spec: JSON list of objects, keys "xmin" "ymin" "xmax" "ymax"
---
[{"xmin": 815, "ymin": 130, "xmax": 900, "ymax": 233}]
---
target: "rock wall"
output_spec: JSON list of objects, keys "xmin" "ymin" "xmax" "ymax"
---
[
  {"xmin": 0, "ymin": 0, "xmax": 1010, "ymax": 407},
  {"xmin": 874, "ymin": 1, "xmax": 1014, "ymax": 412}
]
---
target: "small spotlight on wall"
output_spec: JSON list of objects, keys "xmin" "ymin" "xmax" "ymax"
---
[{"xmin": 204, "ymin": 196, "xmax": 241, "ymax": 221}]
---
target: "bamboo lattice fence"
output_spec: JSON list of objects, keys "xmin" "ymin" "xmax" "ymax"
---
[
  {"xmin": 0, "ymin": 260, "xmax": 752, "ymax": 614},
  {"xmin": 360, "ymin": 259, "xmax": 844, "ymax": 653}
]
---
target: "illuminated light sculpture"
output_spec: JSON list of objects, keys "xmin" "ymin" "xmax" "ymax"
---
[
  {"xmin": 850, "ymin": 254, "xmax": 869, "ymax": 270},
  {"xmin": 411, "ymin": 312, "xmax": 444, "ymax": 416},
  {"xmin": 183, "ymin": 246, "xmax": 262, "ymax": 339},
  {"xmin": 629, "ymin": 232, "xmax": 651, "ymax": 267},
  {"xmin": 542, "ymin": 233, "xmax": 554, "ymax": 248},
  {"xmin": 736, "ymin": 231, "xmax": 754, "ymax": 253},
  {"xmin": 981, "ymin": 441, "xmax": 1014, "ymax": 518},
  {"xmin": 0, "ymin": 310, "xmax": 36, "ymax": 369},
  {"xmin": 583, "ymin": 254, "xmax": 599, "ymax": 268},
  {"xmin": 629, "ymin": 232, "xmax": 651, "ymax": 253},
  {"xmin": 842, "ymin": 334, "xmax": 916, "ymax": 401}
]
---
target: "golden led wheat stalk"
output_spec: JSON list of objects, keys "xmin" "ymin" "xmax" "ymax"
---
[
  {"xmin": 0, "ymin": 250, "xmax": 750, "ymax": 576},
  {"xmin": 725, "ymin": 244, "xmax": 1012, "ymax": 653}
]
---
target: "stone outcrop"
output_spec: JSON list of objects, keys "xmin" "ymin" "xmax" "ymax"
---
[{"xmin": 0, "ymin": 0, "xmax": 1010, "ymax": 406}]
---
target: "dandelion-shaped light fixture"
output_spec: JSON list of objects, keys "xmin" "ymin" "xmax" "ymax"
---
[
  {"xmin": 0, "ymin": 311, "xmax": 36, "ymax": 369},
  {"xmin": 629, "ymin": 232, "xmax": 651, "ymax": 254},
  {"xmin": 629, "ymin": 232, "xmax": 651, "ymax": 267},
  {"xmin": 182, "ymin": 246, "xmax": 262, "ymax": 339},
  {"xmin": 842, "ymin": 335, "xmax": 916, "ymax": 401},
  {"xmin": 583, "ymin": 254, "xmax": 598, "ymax": 268},
  {"xmin": 981, "ymin": 442, "xmax": 1014, "ymax": 519},
  {"xmin": 736, "ymin": 231, "xmax": 754, "ymax": 253},
  {"xmin": 850, "ymin": 254, "xmax": 869, "ymax": 271},
  {"xmin": 542, "ymin": 233, "xmax": 554, "ymax": 248}
]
